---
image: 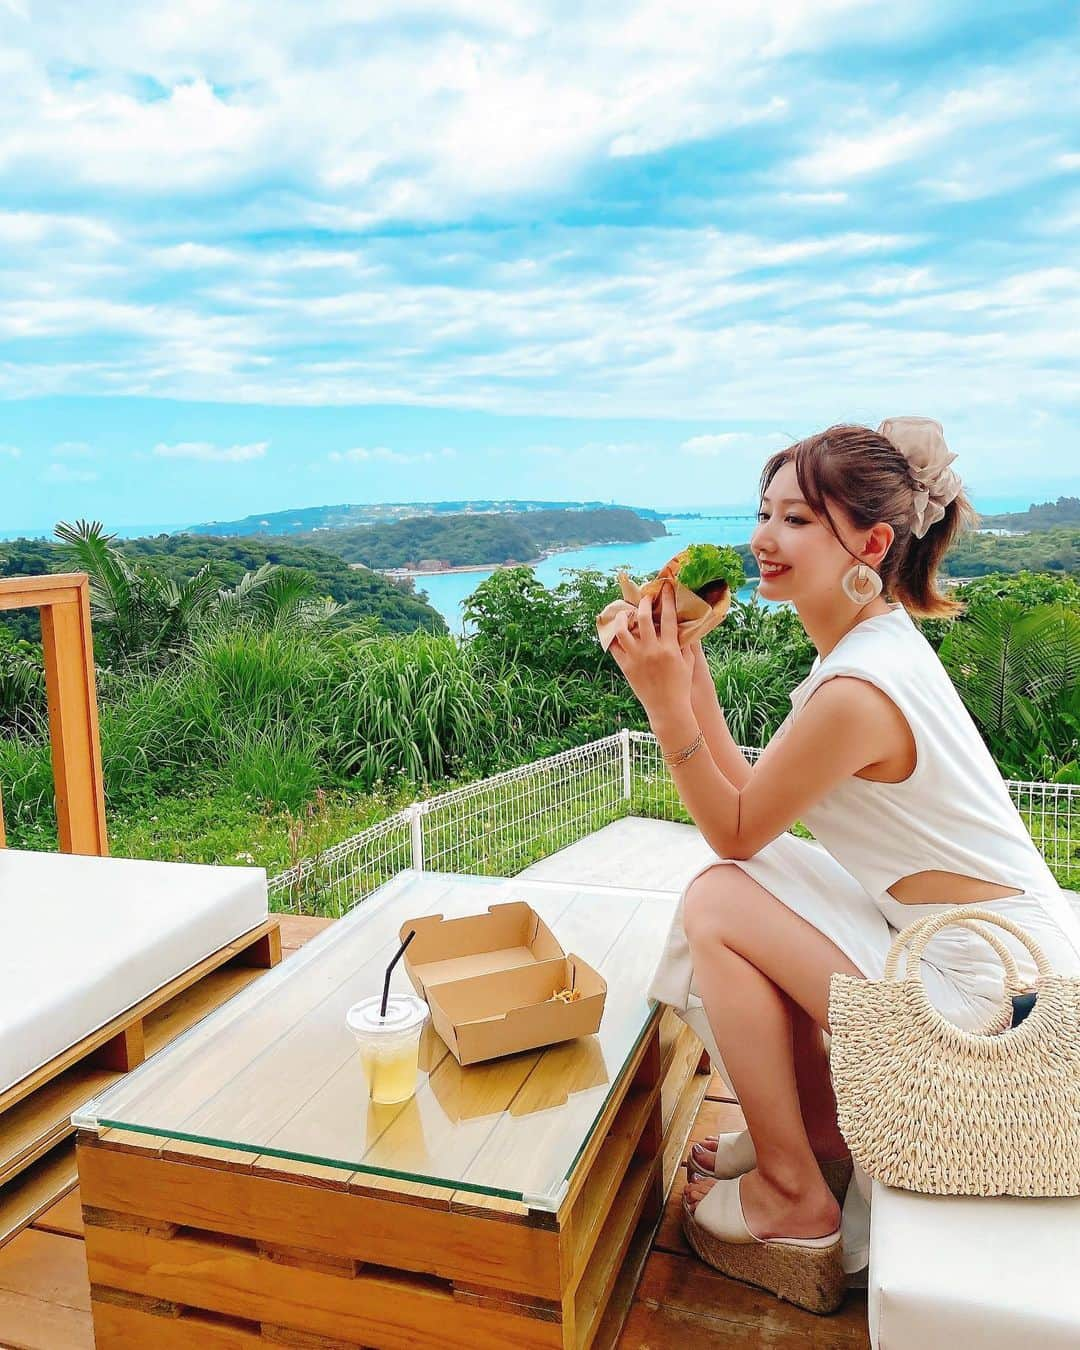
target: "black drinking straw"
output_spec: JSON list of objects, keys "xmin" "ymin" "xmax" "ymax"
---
[{"xmin": 380, "ymin": 930, "xmax": 417, "ymax": 1019}]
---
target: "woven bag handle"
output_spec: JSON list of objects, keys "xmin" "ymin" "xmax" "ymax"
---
[
  {"xmin": 883, "ymin": 908, "xmax": 1053, "ymax": 987},
  {"xmin": 885, "ymin": 916, "xmax": 1023, "ymax": 995}
]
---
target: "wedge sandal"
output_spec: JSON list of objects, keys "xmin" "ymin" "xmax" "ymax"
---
[
  {"xmin": 683, "ymin": 1129, "xmax": 853, "ymax": 1205},
  {"xmin": 681, "ymin": 1175, "xmax": 846, "ymax": 1315}
]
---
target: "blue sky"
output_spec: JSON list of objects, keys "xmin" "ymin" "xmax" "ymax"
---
[{"xmin": 1, "ymin": 1, "xmax": 1078, "ymax": 533}]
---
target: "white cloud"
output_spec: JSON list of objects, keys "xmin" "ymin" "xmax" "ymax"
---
[
  {"xmin": 0, "ymin": 1, "xmax": 927, "ymax": 217},
  {"xmin": 44, "ymin": 463, "xmax": 97, "ymax": 482},
  {"xmin": 0, "ymin": 78, "xmax": 265, "ymax": 192},
  {"xmin": 153, "ymin": 440, "xmax": 268, "ymax": 462},
  {"xmin": 682, "ymin": 432, "xmax": 790, "ymax": 457},
  {"xmin": 0, "ymin": 2, "xmax": 1077, "ymax": 497},
  {"xmin": 329, "ymin": 445, "xmax": 457, "ymax": 464},
  {"xmin": 329, "ymin": 446, "xmax": 405, "ymax": 463},
  {"xmin": 0, "ymin": 442, "xmax": 21, "ymax": 457}
]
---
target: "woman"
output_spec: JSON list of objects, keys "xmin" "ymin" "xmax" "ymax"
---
[{"xmin": 606, "ymin": 419, "xmax": 1080, "ymax": 1315}]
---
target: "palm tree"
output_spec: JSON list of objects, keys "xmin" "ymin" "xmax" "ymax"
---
[
  {"xmin": 939, "ymin": 599, "xmax": 1080, "ymax": 775},
  {"xmin": 55, "ymin": 521, "xmax": 345, "ymax": 667}
]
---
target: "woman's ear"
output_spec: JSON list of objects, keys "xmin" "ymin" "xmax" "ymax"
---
[{"xmin": 862, "ymin": 522, "xmax": 894, "ymax": 568}]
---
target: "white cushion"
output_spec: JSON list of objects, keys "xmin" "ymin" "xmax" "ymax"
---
[
  {"xmin": 0, "ymin": 848, "xmax": 267, "ymax": 1095},
  {"xmin": 869, "ymin": 1180, "xmax": 1080, "ymax": 1347}
]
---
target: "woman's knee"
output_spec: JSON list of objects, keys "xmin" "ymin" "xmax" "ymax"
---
[{"xmin": 683, "ymin": 864, "xmax": 742, "ymax": 949}]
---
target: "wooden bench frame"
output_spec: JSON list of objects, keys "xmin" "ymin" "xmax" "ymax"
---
[
  {"xmin": 0, "ymin": 572, "xmax": 282, "ymax": 1246},
  {"xmin": 0, "ymin": 573, "xmax": 108, "ymax": 854}
]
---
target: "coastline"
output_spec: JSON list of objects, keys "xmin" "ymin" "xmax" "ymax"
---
[
  {"xmin": 374, "ymin": 556, "xmax": 545, "ymax": 578},
  {"xmin": 373, "ymin": 540, "xmax": 639, "ymax": 579}
]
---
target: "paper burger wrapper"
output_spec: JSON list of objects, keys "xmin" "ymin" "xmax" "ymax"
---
[{"xmin": 595, "ymin": 569, "xmax": 734, "ymax": 653}]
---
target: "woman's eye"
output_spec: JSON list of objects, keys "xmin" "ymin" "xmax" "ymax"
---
[{"xmin": 756, "ymin": 511, "xmax": 807, "ymax": 525}]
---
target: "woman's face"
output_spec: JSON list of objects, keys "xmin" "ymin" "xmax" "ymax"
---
[{"xmin": 749, "ymin": 459, "xmax": 860, "ymax": 602}]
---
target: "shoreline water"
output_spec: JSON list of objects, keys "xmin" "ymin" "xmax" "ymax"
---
[{"xmin": 374, "ymin": 540, "xmax": 629, "ymax": 579}]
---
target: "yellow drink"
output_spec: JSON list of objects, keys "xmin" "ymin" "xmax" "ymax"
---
[
  {"xmin": 347, "ymin": 994, "xmax": 428, "ymax": 1104},
  {"xmin": 359, "ymin": 1038, "xmax": 423, "ymax": 1104}
]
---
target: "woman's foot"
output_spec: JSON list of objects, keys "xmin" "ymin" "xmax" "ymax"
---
[
  {"xmin": 691, "ymin": 1128, "xmax": 849, "ymax": 1176},
  {"xmin": 684, "ymin": 1165, "xmax": 841, "ymax": 1243}
]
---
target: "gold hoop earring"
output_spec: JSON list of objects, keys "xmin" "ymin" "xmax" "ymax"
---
[{"xmin": 841, "ymin": 562, "xmax": 883, "ymax": 604}]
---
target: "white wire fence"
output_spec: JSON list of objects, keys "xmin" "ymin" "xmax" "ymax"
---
[{"xmin": 268, "ymin": 730, "xmax": 1080, "ymax": 916}]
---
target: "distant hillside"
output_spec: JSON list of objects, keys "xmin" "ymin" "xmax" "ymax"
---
[
  {"xmin": 942, "ymin": 526, "xmax": 1078, "ymax": 577},
  {"xmin": 186, "ymin": 498, "xmax": 665, "ymax": 537},
  {"xmin": 0, "ymin": 534, "xmax": 448, "ymax": 640},
  {"xmin": 979, "ymin": 497, "xmax": 1080, "ymax": 532},
  {"xmin": 283, "ymin": 507, "xmax": 668, "ymax": 569}
]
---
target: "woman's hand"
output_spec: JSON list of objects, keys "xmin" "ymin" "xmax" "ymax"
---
[{"xmin": 607, "ymin": 582, "xmax": 694, "ymax": 728}]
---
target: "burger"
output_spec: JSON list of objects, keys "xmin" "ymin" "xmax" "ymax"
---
[{"xmin": 596, "ymin": 543, "xmax": 745, "ymax": 652}]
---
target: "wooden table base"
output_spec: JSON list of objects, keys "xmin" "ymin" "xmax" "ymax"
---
[{"xmin": 77, "ymin": 1009, "xmax": 706, "ymax": 1350}]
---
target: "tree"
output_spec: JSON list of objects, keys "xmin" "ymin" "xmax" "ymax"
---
[{"xmin": 55, "ymin": 520, "xmax": 344, "ymax": 668}]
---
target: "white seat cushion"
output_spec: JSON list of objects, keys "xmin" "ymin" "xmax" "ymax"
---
[
  {"xmin": 869, "ymin": 1180, "xmax": 1080, "ymax": 1347},
  {"xmin": 0, "ymin": 848, "xmax": 267, "ymax": 1095}
]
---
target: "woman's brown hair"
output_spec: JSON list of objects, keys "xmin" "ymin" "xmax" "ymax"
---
[{"xmin": 759, "ymin": 424, "xmax": 978, "ymax": 619}]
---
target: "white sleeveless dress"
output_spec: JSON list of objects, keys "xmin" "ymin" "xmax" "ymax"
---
[{"xmin": 647, "ymin": 601, "xmax": 1080, "ymax": 1276}]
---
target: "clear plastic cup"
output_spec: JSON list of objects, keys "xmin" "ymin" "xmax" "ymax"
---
[{"xmin": 346, "ymin": 994, "xmax": 429, "ymax": 1104}]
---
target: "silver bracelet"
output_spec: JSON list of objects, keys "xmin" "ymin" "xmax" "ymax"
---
[{"xmin": 662, "ymin": 730, "xmax": 705, "ymax": 767}]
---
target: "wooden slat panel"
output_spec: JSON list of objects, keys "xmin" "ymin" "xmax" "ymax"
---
[
  {"xmin": 660, "ymin": 1022, "xmax": 704, "ymax": 1133},
  {"xmin": 77, "ymin": 1140, "xmax": 563, "ymax": 1300},
  {"xmin": 0, "ymin": 1143, "xmax": 79, "ymax": 1249},
  {"xmin": 91, "ymin": 1295, "xmax": 264, "ymax": 1350},
  {"xmin": 85, "ymin": 1225, "xmax": 564, "ymax": 1350},
  {"xmin": 31, "ymin": 1187, "xmax": 85, "ymax": 1240},
  {"xmin": 660, "ymin": 1057, "xmax": 710, "ymax": 1199},
  {"xmin": 573, "ymin": 1155, "xmax": 657, "ymax": 1349},
  {"xmin": 0, "ymin": 1064, "xmax": 117, "ymax": 1190},
  {"xmin": 143, "ymin": 965, "xmax": 268, "ymax": 1058},
  {"xmin": 189, "ymin": 884, "xmax": 598, "ymax": 1183},
  {"xmin": 568, "ymin": 1084, "xmax": 659, "ymax": 1288}
]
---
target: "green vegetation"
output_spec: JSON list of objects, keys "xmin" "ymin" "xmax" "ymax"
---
[
  {"xmin": 2, "ymin": 519, "xmax": 1077, "ymax": 905},
  {"xmin": 0, "ymin": 529, "xmax": 446, "ymax": 643},
  {"xmin": 283, "ymin": 507, "xmax": 666, "ymax": 568},
  {"xmin": 941, "ymin": 526, "xmax": 1078, "ymax": 577},
  {"xmin": 187, "ymin": 497, "xmax": 664, "ymax": 537},
  {"xmin": 980, "ymin": 497, "xmax": 1080, "ymax": 532}
]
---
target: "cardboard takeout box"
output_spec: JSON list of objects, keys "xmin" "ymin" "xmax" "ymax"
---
[{"xmin": 398, "ymin": 901, "xmax": 607, "ymax": 1066}]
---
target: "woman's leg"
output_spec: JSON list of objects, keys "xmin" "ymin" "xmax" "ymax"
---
[
  {"xmin": 681, "ymin": 863, "xmax": 865, "ymax": 1239},
  {"xmin": 788, "ymin": 996, "xmax": 848, "ymax": 1159},
  {"xmin": 695, "ymin": 990, "xmax": 848, "ymax": 1168}
]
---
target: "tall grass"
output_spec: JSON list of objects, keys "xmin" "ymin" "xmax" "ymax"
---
[
  {"xmin": 0, "ymin": 623, "xmax": 576, "ymax": 839},
  {"xmin": 327, "ymin": 629, "xmax": 569, "ymax": 787}
]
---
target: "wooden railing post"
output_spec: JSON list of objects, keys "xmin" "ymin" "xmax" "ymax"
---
[{"xmin": 0, "ymin": 573, "xmax": 109, "ymax": 855}]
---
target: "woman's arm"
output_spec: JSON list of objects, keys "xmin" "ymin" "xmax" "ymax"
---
[
  {"xmin": 653, "ymin": 676, "xmax": 896, "ymax": 859},
  {"xmin": 606, "ymin": 586, "xmax": 898, "ymax": 860},
  {"xmin": 689, "ymin": 641, "xmax": 753, "ymax": 790}
]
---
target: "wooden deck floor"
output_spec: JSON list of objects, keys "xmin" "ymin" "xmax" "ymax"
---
[{"xmin": 0, "ymin": 908, "xmax": 870, "ymax": 1349}]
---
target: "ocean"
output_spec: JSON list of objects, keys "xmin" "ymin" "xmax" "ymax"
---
[{"xmin": 405, "ymin": 516, "xmax": 764, "ymax": 635}]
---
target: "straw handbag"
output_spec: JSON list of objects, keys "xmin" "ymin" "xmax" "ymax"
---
[{"xmin": 828, "ymin": 909, "xmax": 1080, "ymax": 1196}]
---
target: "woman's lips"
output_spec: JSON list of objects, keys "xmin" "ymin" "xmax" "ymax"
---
[{"xmin": 759, "ymin": 562, "xmax": 790, "ymax": 577}]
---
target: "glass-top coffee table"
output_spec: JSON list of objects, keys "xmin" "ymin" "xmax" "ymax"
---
[{"xmin": 76, "ymin": 870, "xmax": 710, "ymax": 1350}]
